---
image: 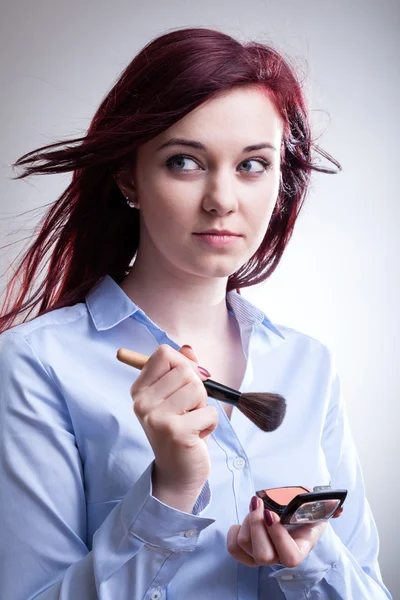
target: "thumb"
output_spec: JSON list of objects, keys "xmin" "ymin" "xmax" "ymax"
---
[
  {"xmin": 179, "ymin": 345, "xmax": 213, "ymax": 443},
  {"xmin": 178, "ymin": 344, "xmax": 200, "ymax": 363},
  {"xmin": 178, "ymin": 344, "xmax": 211, "ymax": 382}
]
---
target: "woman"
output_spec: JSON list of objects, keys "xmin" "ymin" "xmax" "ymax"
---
[{"xmin": 0, "ymin": 27, "xmax": 392, "ymax": 599}]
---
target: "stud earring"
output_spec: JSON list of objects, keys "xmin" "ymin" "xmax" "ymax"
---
[{"xmin": 125, "ymin": 196, "xmax": 137, "ymax": 209}]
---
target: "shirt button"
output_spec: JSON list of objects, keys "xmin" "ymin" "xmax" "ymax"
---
[
  {"xmin": 150, "ymin": 588, "xmax": 162, "ymax": 600},
  {"xmin": 233, "ymin": 456, "xmax": 246, "ymax": 470},
  {"xmin": 184, "ymin": 529, "xmax": 197, "ymax": 538},
  {"xmin": 281, "ymin": 574, "xmax": 294, "ymax": 581}
]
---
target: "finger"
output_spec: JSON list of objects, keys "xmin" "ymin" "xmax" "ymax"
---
[
  {"xmin": 145, "ymin": 363, "xmax": 207, "ymax": 409},
  {"xmin": 178, "ymin": 405, "xmax": 219, "ymax": 439},
  {"xmin": 227, "ymin": 525, "xmax": 258, "ymax": 567},
  {"xmin": 154, "ymin": 374, "xmax": 208, "ymax": 415},
  {"xmin": 134, "ymin": 371, "xmax": 208, "ymax": 423},
  {"xmin": 131, "ymin": 345, "xmax": 183, "ymax": 389},
  {"xmin": 236, "ymin": 513, "xmax": 253, "ymax": 556},
  {"xmin": 249, "ymin": 498, "xmax": 280, "ymax": 565},
  {"xmin": 265, "ymin": 511, "xmax": 325, "ymax": 568},
  {"xmin": 178, "ymin": 345, "xmax": 211, "ymax": 382},
  {"xmin": 178, "ymin": 344, "xmax": 199, "ymax": 363},
  {"xmin": 131, "ymin": 344, "xmax": 204, "ymax": 395},
  {"xmin": 148, "ymin": 405, "xmax": 218, "ymax": 443}
]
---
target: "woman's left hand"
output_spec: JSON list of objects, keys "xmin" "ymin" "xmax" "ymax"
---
[{"xmin": 227, "ymin": 496, "xmax": 342, "ymax": 568}]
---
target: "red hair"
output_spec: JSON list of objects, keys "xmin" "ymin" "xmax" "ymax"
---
[{"xmin": 0, "ymin": 27, "xmax": 340, "ymax": 334}]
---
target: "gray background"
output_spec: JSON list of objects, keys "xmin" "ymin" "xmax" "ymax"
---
[{"xmin": 1, "ymin": 0, "xmax": 398, "ymax": 596}]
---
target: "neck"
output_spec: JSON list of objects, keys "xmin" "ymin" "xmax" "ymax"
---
[{"xmin": 119, "ymin": 255, "xmax": 233, "ymax": 348}]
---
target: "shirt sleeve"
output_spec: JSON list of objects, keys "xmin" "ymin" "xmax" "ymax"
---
[
  {"xmin": 267, "ymin": 353, "xmax": 393, "ymax": 599},
  {"xmin": 0, "ymin": 332, "xmax": 215, "ymax": 600}
]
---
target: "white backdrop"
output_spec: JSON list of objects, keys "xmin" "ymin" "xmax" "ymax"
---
[{"xmin": 1, "ymin": 0, "xmax": 398, "ymax": 596}]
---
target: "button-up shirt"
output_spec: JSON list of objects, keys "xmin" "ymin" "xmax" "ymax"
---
[{"xmin": 0, "ymin": 274, "xmax": 392, "ymax": 599}]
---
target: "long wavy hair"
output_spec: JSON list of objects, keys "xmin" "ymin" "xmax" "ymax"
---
[{"xmin": 0, "ymin": 26, "xmax": 340, "ymax": 334}]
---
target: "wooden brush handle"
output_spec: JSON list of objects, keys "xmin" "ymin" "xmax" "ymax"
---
[
  {"xmin": 116, "ymin": 348, "xmax": 149, "ymax": 370},
  {"xmin": 116, "ymin": 347, "xmax": 241, "ymax": 407},
  {"xmin": 115, "ymin": 347, "xmax": 286, "ymax": 433}
]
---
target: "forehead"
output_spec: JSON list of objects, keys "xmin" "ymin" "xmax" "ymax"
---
[{"xmin": 152, "ymin": 86, "xmax": 283, "ymax": 152}]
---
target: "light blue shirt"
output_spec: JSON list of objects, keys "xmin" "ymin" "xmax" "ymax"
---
[{"xmin": 0, "ymin": 274, "xmax": 391, "ymax": 600}]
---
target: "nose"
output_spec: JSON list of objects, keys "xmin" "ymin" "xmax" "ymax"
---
[{"xmin": 201, "ymin": 168, "xmax": 239, "ymax": 215}]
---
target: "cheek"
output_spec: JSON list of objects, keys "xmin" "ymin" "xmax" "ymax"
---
[
  {"xmin": 140, "ymin": 191, "xmax": 191, "ymax": 236},
  {"xmin": 244, "ymin": 199, "xmax": 277, "ymax": 251},
  {"xmin": 251, "ymin": 196, "xmax": 277, "ymax": 228}
]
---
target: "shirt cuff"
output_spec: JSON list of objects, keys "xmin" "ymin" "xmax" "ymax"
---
[
  {"xmin": 268, "ymin": 522, "xmax": 342, "ymax": 592},
  {"xmin": 122, "ymin": 462, "xmax": 215, "ymax": 552}
]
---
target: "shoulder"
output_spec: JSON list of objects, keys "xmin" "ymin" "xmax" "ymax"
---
[
  {"xmin": 1, "ymin": 301, "xmax": 87, "ymax": 338},
  {"xmin": 264, "ymin": 317, "xmax": 335, "ymax": 365},
  {"xmin": 233, "ymin": 290, "xmax": 334, "ymax": 366},
  {"xmin": 0, "ymin": 302, "xmax": 89, "ymax": 367},
  {"xmin": 233, "ymin": 289, "xmax": 337, "ymax": 377},
  {"xmin": 276, "ymin": 321, "xmax": 332, "ymax": 354}
]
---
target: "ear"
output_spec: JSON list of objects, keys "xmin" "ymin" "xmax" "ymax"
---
[{"xmin": 113, "ymin": 166, "xmax": 139, "ymax": 207}]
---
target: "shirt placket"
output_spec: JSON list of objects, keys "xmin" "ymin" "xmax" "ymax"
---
[
  {"xmin": 130, "ymin": 306, "xmax": 262, "ymax": 599},
  {"xmin": 208, "ymin": 320, "xmax": 261, "ymax": 599}
]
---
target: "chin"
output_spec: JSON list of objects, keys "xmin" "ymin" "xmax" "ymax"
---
[
  {"xmin": 192, "ymin": 261, "xmax": 244, "ymax": 280},
  {"xmin": 177, "ymin": 251, "xmax": 249, "ymax": 280}
]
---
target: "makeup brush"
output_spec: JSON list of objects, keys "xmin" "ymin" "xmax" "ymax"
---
[{"xmin": 116, "ymin": 348, "xmax": 286, "ymax": 433}]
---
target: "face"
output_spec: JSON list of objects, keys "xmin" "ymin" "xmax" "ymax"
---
[{"xmin": 121, "ymin": 85, "xmax": 283, "ymax": 283}]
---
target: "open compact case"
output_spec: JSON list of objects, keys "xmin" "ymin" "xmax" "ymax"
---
[{"xmin": 256, "ymin": 485, "xmax": 348, "ymax": 525}]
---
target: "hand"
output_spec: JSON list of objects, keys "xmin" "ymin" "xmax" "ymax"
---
[
  {"xmin": 130, "ymin": 344, "xmax": 219, "ymax": 512},
  {"xmin": 227, "ymin": 497, "xmax": 341, "ymax": 568}
]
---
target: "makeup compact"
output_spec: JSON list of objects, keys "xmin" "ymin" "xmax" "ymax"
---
[{"xmin": 256, "ymin": 485, "xmax": 347, "ymax": 525}]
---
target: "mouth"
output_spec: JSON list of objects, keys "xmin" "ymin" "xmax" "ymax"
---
[
  {"xmin": 192, "ymin": 232, "xmax": 242, "ymax": 247},
  {"xmin": 194, "ymin": 229, "xmax": 241, "ymax": 236}
]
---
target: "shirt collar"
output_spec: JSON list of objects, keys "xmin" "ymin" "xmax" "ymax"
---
[
  {"xmin": 226, "ymin": 290, "xmax": 285, "ymax": 339},
  {"xmin": 85, "ymin": 274, "xmax": 285, "ymax": 341}
]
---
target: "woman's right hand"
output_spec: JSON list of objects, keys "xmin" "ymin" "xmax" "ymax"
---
[{"xmin": 130, "ymin": 344, "xmax": 219, "ymax": 513}]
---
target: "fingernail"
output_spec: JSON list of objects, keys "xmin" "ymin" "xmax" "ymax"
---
[
  {"xmin": 197, "ymin": 366, "xmax": 211, "ymax": 378},
  {"xmin": 250, "ymin": 496, "xmax": 258, "ymax": 512},
  {"xmin": 181, "ymin": 344, "xmax": 193, "ymax": 350},
  {"xmin": 264, "ymin": 509, "xmax": 273, "ymax": 526}
]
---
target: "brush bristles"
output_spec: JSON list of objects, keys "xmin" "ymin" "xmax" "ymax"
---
[{"xmin": 238, "ymin": 392, "xmax": 286, "ymax": 432}]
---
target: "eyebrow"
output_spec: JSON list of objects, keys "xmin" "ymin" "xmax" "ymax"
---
[{"xmin": 156, "ymin": 137, "xmax": 277, "ymax": 153}]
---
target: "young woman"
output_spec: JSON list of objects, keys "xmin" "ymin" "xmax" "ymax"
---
[{"xmin": 0, "ymin": 27, "xmax": 392, "ymax": 600}]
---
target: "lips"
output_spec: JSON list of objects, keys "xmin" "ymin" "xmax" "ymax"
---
[
  {"xmin": 192, "ymin": 231, "xmax": 242, "ymax": 247},
  {"xmin": 194, "ymin": 230, "xmax": 241, "ymax": 236}
]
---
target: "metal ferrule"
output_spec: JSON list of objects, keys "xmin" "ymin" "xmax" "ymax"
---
[{"xmin": 203, "ymin": 379, "xmax": 242, "ymax": 406}]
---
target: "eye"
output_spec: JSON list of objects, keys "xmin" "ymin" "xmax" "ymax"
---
[
  {"xmin": 238, "ymin": 158, "xmax": 271, "ymax": 174},
  {"xmin": 165, "ymin": 154, "xmax": 200, "ymax": 171},
  {"xmin": 164, "ymin": 154, "xmax": 271, "ymax": 175}
]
